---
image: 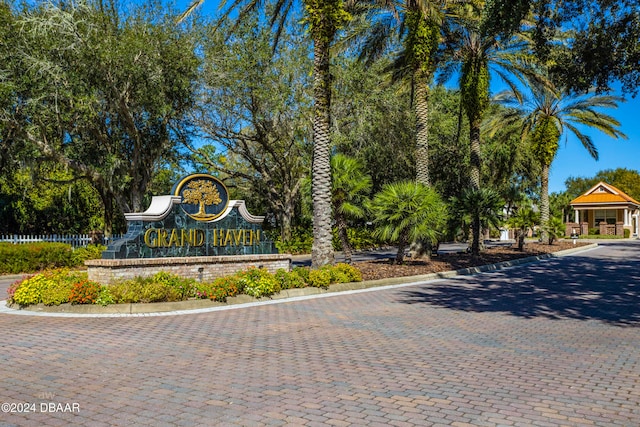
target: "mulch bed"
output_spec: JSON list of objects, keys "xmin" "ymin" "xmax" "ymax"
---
[{"xmin": 355, "ymin": 241, "xmax": 591, "ymax": 281}]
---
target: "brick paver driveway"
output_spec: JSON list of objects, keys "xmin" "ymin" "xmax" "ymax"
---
[{"xmin": 1, "ymin": 242, "xmax": 639, "ymax": 426}]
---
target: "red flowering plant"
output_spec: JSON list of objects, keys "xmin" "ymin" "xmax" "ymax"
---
[{"xmin": 68, "ymin": 279, "xmax": 102, "ymax": 305}]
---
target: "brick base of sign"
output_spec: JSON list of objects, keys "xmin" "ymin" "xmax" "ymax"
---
[{"xmin": 85, "ymin": 254, "xmax": 292, "ymax": 285}]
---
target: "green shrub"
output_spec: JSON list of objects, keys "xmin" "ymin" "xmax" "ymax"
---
[
  {"xmin": 274, "ymin": 228, "xmax": 313, "ymax": 254},
  {"xmin": 237, "ymin": 267, "xmax": 280, "ymax": 298},
  {"xmin": 589, "ymin": 227, "xmax": 600, "ymax": 235},
  {"xmin": 624, "ymin": 229, "xmax": 631, "ymax": 238},
  {"xmin": 139, "ymin": 280, "xmax": 181, "ymax": 303},
  {"xmin": 330, "ymin": 263, "xmax": 363, "ymax": 283},
  {"xmin": 71, "ymin": 244, "xmax": 106, "ymax": 265},
  {"xmin": 108, "ymin": 280, "xmax": 143, "ymax": 303},
  {"xmin": 274, "ymin": 268, "xmax": 307, "ymax": 290},
  {"xmin": 0, "ymin": 242, "xmax": 75, "ymax": 274},
  {"xmin": 292, "ymin": 266, "xmax": 310, "ymax": 283},
  {"xmin": 151, "ymin": 272, "xmax": 197, "ymax": 299},
  {"xmin": 69, "ymin": 279, "xmax": 102, "ymax": 305},
  {"xmin": 95, "ymin": 286, "xmax": 115, "ymax": 306},
  {"xmin": 308, "ymin": 268, "xmax": 332, "ymax": 288},
  {"xmin": 332, "ymin": 227, "xmax": 381, "ymax": 251}
]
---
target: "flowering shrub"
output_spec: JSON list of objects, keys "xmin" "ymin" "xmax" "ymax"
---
[
  {"xmin": 68, "ymin": 280, "xmax": 102, "ymax": 305},
  {"xmin": 11, "ymin": 274, "xmax": 47, "ymax": 306},
  {"xmin": 237, "ymin": 267, "xmax": 280, "ymax": 298},
  {"xmin": 7, "ymin": 276, "xmax": 31, "ymax": 300},
  {"xmin": 95, "ymin": 286, "xmax": 114, "ymax": 306},
  {"xmin": 6, "ymin": 263, "xmax": 365, "ymax": 307},
  {"xmin": 10, "ymin": 269, "xmax": 82, "ymax": 306}
]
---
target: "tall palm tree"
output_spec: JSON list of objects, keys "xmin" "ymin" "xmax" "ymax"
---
[
  {"xmin": 180, "ymin": 0, "xmax": 351, "ymax": 268},
  {"xmin": 488, "ymin": 81, "xmax": 626, "ymax": 241},
  {"xmin": 360, "ymin": 0, "xmax": 469, "ymax": 186},
  {"xmin": 331, "ymin": 153, "xmax": 372, "ymax": 263},
  {"xmin": 438, "ymin": 3, "xmax": 536, "ymax": 257}
]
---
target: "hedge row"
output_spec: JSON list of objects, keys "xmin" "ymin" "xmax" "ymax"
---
[
  {"xmin": 7, "ymin": 263, "xmax": 363, "ymax": 307},
  {"xmin": 0, "ymin": 243, "xmax": 105, "ymax": 274}
]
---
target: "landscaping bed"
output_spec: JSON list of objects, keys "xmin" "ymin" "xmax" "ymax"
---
[{"xmin": 356, "ymin": 240, "xmax": 592, "ymax": 281}]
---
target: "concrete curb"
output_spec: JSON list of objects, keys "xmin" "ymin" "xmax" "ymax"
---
[{"xmin": 0, "ymin": 243, "xmax": 598, "ymax": 317}]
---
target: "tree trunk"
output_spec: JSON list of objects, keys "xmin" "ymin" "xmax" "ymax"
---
[
  {"xmin": 311, "ymin": 36, "xmax": 335, "ymax": 268},
  {"xmin": 395, "ymin": 234, "xmax": 409, "ymax": 264},
  {"xmin": 414, "ymin": 69, "xmax": 430, "ymax": 186},
  {"xmin": 469, "ymin": 119, "xmax": 482, "ymax": 258},
  {"xmin": 540, "ymin": 162, "xmax": 550, "ymax": 244},
  {"xmin": 410, "ymin": 69, "xmax": 433, "ymax": 259},
  {"xmin": 98, "ymin": 189, "xmax": 113, "ymax": 238},
  {"xmin": 469, "ymin": 119, "xmax": 481, "ymax": 191},
  {"xmin": 280, "ymin": 202, "xmax": 293, "ymax": 243},
  {"xmin": 471, "ymin": 209, "xmax": 481, "ymax": 259},
  {"xmin": 335, "ymin": 213, "xmax": 352, "ymax": 264},
  {"xmin": 517, "ymin": 228, "xmax": 525, "ymax": 251}
]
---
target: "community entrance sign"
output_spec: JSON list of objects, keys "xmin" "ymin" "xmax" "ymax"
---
[{"xmin": 102, "ymin": 174, "xmax": 276, "ymax": 259}]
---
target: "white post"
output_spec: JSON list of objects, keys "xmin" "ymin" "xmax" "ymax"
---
[
  {"xmin": 624, "ymin": 208, "xmax": 629, "ymax": 226},
  {"xmin": 574, "ymin": 209, "xmax": 579, "ymax": 224}
]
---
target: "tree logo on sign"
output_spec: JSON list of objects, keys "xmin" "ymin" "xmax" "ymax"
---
[{"xmin": 174, "ymin": 174, "xmax": 229, "ymax": 221}]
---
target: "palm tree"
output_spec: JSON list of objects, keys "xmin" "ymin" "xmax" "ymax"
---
[
  {"xmin": 331, "ymin": 153, "xmax": 372, "ymax": 263},
  {"xmin": 507, "ymin": 203, "xmax": 538, "ymax": 250},
  {"xmin": 359, "ymin": 0, "xmax": 468, "ymax": 186},
  {"xmin": 449, "ymin": 187, "xmax": 504, "ymax": 256},
  {"xmin": 438, "ymin": 3, "xmax": 537, "ymax": 257},
  {"xmin": 368, "ymin": 181, "xmax": 447, "ymax": 264},
  {"xmin": 488, "ymin": 82, "xmax": 626, "ymax": 242},
  {"xmin": 180, "ymin": 0, "xmax": 351, "ymax": 268}
]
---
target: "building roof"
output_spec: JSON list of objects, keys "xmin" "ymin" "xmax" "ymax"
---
[{"xmin": 570, "ymin": 182, "xmax": 640, "ymax": 207}]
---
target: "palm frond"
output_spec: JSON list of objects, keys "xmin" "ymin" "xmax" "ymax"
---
[
  {"xmin": 564, "ymin": 123, "xmax": 598, "ymax": 160},
  {"xmin": 177, "ymin": 0, "xmax": 205, "ymax": 23}
]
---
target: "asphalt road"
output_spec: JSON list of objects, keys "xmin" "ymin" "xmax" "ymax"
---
[{"xmin": 0, "ymin": 241, "xmax": 639, "ymax": 426}]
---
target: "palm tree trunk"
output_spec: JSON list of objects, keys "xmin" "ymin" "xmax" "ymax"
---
[
  {"xmin": 469, "ymin": 119, "xmax": 481, "ymax": 190},
  {"xmin": 395, "ymin": 231, "xmax": 409, "ymax": 264},
  {"xmin": 471, "ymin": 207, "xmax": 481, "ymax": 258},
  {"xmin": 540, "ymin": 162, "xmax": 550, "ymax": 243},
  {"xmin": 469, "ymin": 119, "xmax": 482, "ymax": 258},
  {"xmin": 414, "ymin": 69, "xmax": 430, "ymax": 186},
  {"xmin": 411, "ymin": 69, "xmax": 433, "ymax": 260},
  {"xmin": 335, "ymin": 213, "xmax": 352, "ymax": 264},
  {"xmin": 311, "ymin": 36, "xmax": 335, "ymax": 268}
]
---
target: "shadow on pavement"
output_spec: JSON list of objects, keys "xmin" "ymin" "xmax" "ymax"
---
[{"xmin": 397, "ymin": 250, "xmax": 640, "ymax": 326}]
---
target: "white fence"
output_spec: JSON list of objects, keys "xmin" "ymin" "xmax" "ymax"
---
[{"xmin": 0, "ymin": 234, "xmax": 123, "ymax": 248}]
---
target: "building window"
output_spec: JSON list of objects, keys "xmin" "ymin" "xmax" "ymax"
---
[{"xmin": 594, "ymin": 209, "xmax": 617, "ymax": 225}]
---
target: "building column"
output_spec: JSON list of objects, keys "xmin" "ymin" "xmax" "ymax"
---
[
  {"xmin": 574, "ymin": 210, "xmax": 579, "ymax": 224},
  {"xmin": 624, "ymin": 208, "xmax": 629, "ymax": 226}
]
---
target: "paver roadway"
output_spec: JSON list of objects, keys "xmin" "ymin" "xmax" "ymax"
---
[{"xmin": 0, "ymin": 241, "xmax": 639, "ymax": 426}]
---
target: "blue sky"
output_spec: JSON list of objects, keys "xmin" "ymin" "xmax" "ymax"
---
[{"xmin": 174, "ymin": 0, "xmax": 639, "ymax": 195}]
